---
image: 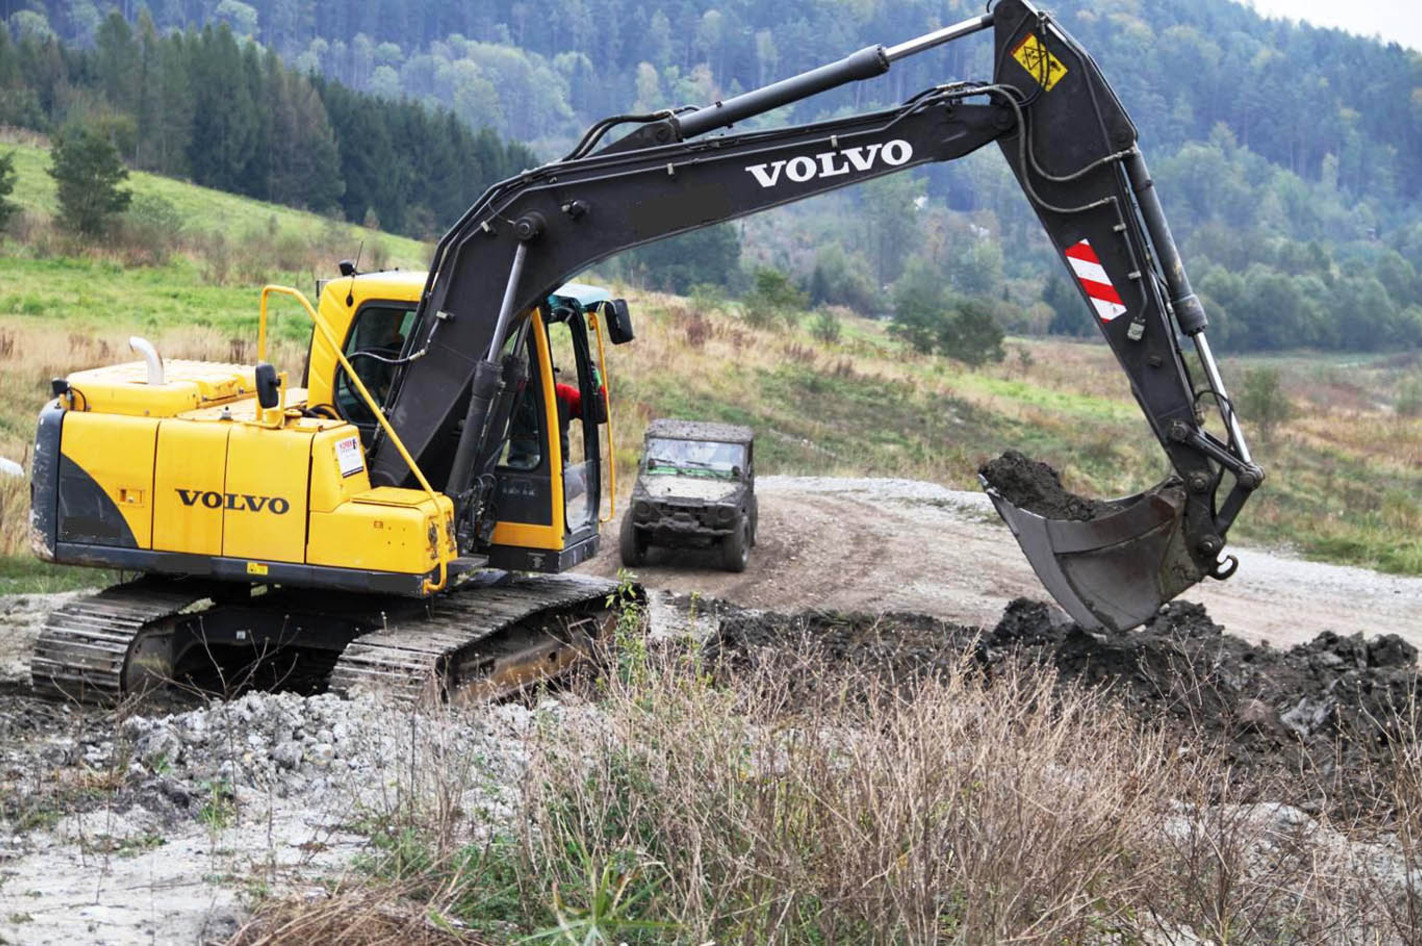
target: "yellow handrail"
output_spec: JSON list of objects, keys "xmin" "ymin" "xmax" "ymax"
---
[
  {"xmin": 589, "ymin": 307, "xmax": 617, "ymax": 524},
  {"xmin": 258, "ymin": 285, "xmax": 449, "ymax": 595}
]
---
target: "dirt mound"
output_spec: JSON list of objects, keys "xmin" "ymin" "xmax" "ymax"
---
[
  {"xmin": 711, "ymin": 597, "xmax": 1420, "ymax": 816},
  {"xmin": 710, "ymin": 609, "xmax": 984, "ymax": 684},
  {"xmin": 979, "ymin": 449, "xmax": 1123, "ymax": 520}
]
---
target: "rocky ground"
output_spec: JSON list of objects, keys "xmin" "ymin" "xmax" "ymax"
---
[{"xmin": 0, "ymin": 476, "xmax": 1418, "ymax": 944}]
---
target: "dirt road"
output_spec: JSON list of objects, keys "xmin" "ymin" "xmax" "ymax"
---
[{"xmin": 581, "ymin": 476, "xmax": 1422, "ymax": 648}]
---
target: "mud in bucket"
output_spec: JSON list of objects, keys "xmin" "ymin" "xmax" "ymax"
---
[{"xmin": 980, "ymin": 452, "xmax": 1205, "ymax": 632}]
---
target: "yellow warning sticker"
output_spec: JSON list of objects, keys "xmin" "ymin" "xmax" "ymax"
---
[
  {"xmin": 246, "ymin": 561, "xmax": 269, "ymax": 576},
  {"xmin": 1011, "ymin": 33, "xmax": 1068, "ymax": 91}
]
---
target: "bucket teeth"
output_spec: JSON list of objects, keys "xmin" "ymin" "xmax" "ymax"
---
[{"xmin": 983, "ymin": 477, "xmax": 1203, "ymax": 632}]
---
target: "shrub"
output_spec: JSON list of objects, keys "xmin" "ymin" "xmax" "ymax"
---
[
  {"xmin": 688, "ymin": 283, "xmax": 727, "ymax": 317},
  {"xmin": 743, "ymin": 266, "xmax": 808, "ymax": 330},
  {"xmin": 118, "ymin": 194, "xmax": 184, "ymax": 264},
  {"xmin": 1238, "ymin": 366, "xmax": 1293, "ymax": 445},
  {"xmin": 0, "ymin": 150, "xmax": 17, "ymax": 235},
  {"xmin": 939, "ymin": 298, "xmax": 1006, "ymax": 367},
  {"xmin": 1398, "ymin": 373, "xmax": 1422, "ymax": 419},
  {"xmin": 367, "ymin": 238, "xmax": 391, "ymax": 271},
  {"xmin": 809, "ymin": 307, "xmax": 842, "ymax": 344}
]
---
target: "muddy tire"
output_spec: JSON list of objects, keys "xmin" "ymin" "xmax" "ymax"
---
[
  {"xmin": 619, "ymin": 513, "xmax": 647, "ymax": 567},
  {"xmin": 720, "ymin": 518, "xmax": 750, "ymax": 573}
]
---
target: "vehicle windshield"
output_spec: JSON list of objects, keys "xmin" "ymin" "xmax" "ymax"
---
[{"xmin": 644, "ymin": 437, "xmax": 746, "ymax": 478}]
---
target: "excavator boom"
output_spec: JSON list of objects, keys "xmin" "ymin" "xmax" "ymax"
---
[{"xmin": 366, "ymin": 0, "xmax": 1261, "ymax": 631}]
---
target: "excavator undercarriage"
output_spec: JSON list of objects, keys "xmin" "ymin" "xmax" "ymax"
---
[{"xmin": 33, "ymin": 573, "xmax": 617, "ymax": 704}]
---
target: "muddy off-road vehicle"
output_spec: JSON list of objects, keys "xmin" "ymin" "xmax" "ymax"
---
[{"xmin": 620, "ymin": 420, "xmax": 757, "ymax": 571}]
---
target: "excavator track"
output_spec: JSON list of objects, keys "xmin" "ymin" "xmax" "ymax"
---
[
  {"xmin": 329, "ymin": 574, "xmax": 618, "ymax": 703},
  {"xmin": 30, "ymin": 574, "xmax": 620, "ymax": 705},
  {"xmin": 31, "ymin": 581, "xmax": 212, "ymax": 702}
]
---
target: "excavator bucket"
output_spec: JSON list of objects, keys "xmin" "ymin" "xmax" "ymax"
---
[{"xmin": 981, "ymin": 462, "xmax": 1205, "ymax": 632}]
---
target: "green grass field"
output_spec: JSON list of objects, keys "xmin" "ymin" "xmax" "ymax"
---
[
  {"xmin": 1, "ymin": 134, "xmax": 429, "ymax": 266},
  {"xmin": 0, "ymin": 255, "xmax": 323, "ymax": 340}
]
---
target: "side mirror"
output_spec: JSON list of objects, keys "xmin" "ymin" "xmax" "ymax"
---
[
  {"xmin": 605, "ymin": 299, "xmax": 635, "ymax": 345},
  {"xmin": 255, "ymin": 362, "xmax": 281, "ymax": 410}
]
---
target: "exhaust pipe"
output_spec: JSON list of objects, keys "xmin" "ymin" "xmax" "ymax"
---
[
  {"xmin": 981, "ymin": 455, "xmax": 1205, "ymax": 632},
  {"xmin": 129, "ymin": 337, "xmax": 164, "ymax": 386}
]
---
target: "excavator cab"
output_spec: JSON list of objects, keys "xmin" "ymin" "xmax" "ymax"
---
[{"xmin": 309, "ymin": 273, "xmax": 628, "ymax": 575}]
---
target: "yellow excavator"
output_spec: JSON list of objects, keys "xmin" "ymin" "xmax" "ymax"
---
[{"xmin": 29, "ymin": 0, "xmax": 1263, "ymax": 701}]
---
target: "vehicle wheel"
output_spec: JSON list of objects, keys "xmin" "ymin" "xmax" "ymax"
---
[
  {"xmin": 619, "ymin": 513, "xmax": 647, "ymax": 567},
  {"xmin": 720, "ymin": 518, "xmax": 749, "ymax": 573}
]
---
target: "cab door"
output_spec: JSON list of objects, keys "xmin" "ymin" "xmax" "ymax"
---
[
  {"xmin": 482, "ymin": 306, "xmax": 604, "ymax": 572},
  {"xmin": 551, "ymin": 307, "xmax": 605, "ymax": 536}
]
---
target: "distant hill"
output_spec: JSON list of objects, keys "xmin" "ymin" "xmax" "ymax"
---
[{"xmin": 0, "ymin": 133, "xmax": 426, "ymax": 265}]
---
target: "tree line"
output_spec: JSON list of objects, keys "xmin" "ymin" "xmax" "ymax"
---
[
  {"xmin": 10, "ymin": 0, "xmax": 1414, "ymax": 216},
  {"xmin": 0, "ymin": 12, "xmax": 537, "ymax": 237}
]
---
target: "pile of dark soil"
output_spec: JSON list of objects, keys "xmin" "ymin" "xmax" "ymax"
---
[
  {"xmin": 978, "ymin": 450, "xmax": 1123, "ymax": 520},
  {"xmin": 709, "ymin": 610, "xmax": 984, "ymax": 689},
  {"xmin": 710, "ymin": 599, "xmax": 1420, "ymax": 816}
]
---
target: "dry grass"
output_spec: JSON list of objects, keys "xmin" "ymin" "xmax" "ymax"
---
[
  {"xmin": 232, "ymin": 885, "xmax": 494, "ymax": 945},
  {"xmin": 231, "ymin": 618, "xmax": 1422, "ymax": 944}
]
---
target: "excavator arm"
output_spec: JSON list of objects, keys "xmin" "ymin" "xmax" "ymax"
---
[{"xmin": 371, "ymin": 0, "xmax": 1263, "ymax": 631}]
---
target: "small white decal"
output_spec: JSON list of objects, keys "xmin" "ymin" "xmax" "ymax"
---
[{"xmin": 336, "ymin": 435, "xmax": 365, "ymax": 478}]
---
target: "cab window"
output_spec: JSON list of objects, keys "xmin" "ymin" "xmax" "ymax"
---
[
  {"xmin": 335, "ymin": 303, "xmax": 416, "ymax": 425},
  {"xmin": 499, "ymin": 320, "xmax": 543, "ymax": 472}
]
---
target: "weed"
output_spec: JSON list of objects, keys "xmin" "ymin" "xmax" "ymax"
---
[
  {"xmin": 81, "ymin": 833, "xmax": 166, "ymax": 858},
  {"xmin": 606, "ymin": 570, "xmax": 648, "ymax": 687},
  {"xmin": 1239, "ymin": 366, "xmax": 1294, "ymax": 446},
  {"xmin": 523, "ymin": 847, "xmax": 674, "ymax": 945},
  {"xmin": 809, "ymin": 306, "xmax": 842, "ymax": 344},
  {"xmin": 198, "ymin": 779, "xmax": 237, "ymax": 833}
]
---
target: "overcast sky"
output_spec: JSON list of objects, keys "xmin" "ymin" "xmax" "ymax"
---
[{"xmin": 1242, "ymin": 0, "xmax": 1422, "ymax": 51}]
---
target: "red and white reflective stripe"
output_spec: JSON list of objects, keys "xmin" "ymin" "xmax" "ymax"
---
[{"xmin": 1064, "ymin": 240, "xmax": 1127, "ymax": 322}]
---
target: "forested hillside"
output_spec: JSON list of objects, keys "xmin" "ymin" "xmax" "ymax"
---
[
  {"xmin": 0, "ymin": 14, "xmax": 536, "ymax": 236},
  {"xmin": 3, "ymin": 0, "xmax": 1421, "ymax": 351}
]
